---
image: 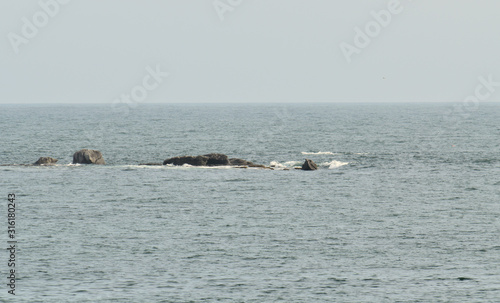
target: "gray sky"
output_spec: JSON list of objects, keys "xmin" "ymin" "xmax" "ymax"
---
[{"xmin": 1, "ymin": 0, "xmax": 499, "ymax": 104}]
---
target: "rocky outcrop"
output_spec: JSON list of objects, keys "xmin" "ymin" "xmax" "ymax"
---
[
  {"xmin": 73, "ymin": 149, "xmax": 105, "ymax": 165},
  {"xmin": 230, "ymin": 158, "xmax": 267, "ymax": 168},
  {"xmin": 229, "ymin": 158, "xmax": 254, "ymax": 166},
  {"xmin": 163, "ymin": 155, "xmax": 208, "ymax": 166},
  {"xmin": 163, "ymin": 154, "xmax": 267, "ymax": 168},
  {"xmin": 34, "ymin": 157, "xmax": 58, "ymax": 165},
  {"xmin": 164, "ymin": 154, "xmax": 231, "ymax": 166},
  {"xmin": 204, "ymin": 153, "xmax": 230, "ymax": 166},
  {"xmin": 301, "ymin": 159, "xmax": 318, "ymax": 170}
]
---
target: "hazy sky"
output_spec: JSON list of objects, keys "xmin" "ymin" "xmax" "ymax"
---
[{"xmin": 1, "ymin": 0, "xmax": 499, "ymax": 104}]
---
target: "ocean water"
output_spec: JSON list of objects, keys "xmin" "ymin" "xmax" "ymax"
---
[{"xmin": 0, "ymin": 103, "xmax": 499, "ymax": 302}]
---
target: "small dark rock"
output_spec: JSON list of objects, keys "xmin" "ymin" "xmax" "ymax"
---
[
  {"xmin": 301, "ymin": 159, "xmax": 318, "ymax": 170},
  {"xmin": 34, "ymin": 157, "xmax": 58, "ymax": 165}
]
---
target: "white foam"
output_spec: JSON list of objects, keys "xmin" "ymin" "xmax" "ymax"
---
[
  {"xmin": 270, "ymin": 161, "xmax": 285, "ymax": 168},
  {"xmin": 124, "ymin": 165, "xmax": 164, "ymax": 169},
  {"xmin": 270, "ymin": 161, "xmax": 302, "ymax": 168},
  {"xmin": 301, "ymin": 151, "xmax": 335, "ymax": 155},
  {"xmin": 321, "ymin": 160, "xmax": 349, "ymax": 169}
]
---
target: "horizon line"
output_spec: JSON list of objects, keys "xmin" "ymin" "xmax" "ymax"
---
[{"xmin": 1, "ymin": 100, "xmax": 499, "ymax": 106}]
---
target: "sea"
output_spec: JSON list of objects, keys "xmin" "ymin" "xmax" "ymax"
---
[{"xmin": 0, "ymin": 103, "xmax": 499, "ymax": 302}]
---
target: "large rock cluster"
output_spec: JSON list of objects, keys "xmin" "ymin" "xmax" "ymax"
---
[{"xmin": 5, "ymin": 150, "xmax": 322, "ymax": 172}]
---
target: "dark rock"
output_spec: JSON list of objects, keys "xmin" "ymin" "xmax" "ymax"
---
[
  {"xmin": 163, "ymin": 153, "xmax": 268, "ymax": 168},
  {"xmin": 163, "ymin": 156, "xmax": 208, "ymax": 166},
  {"xmin": 34, "ymin": 157, "xmax": 58, "ymax": 165},
  {"xmin": 229, "ymin": 158, "xmax": 255, "ymax": 166},
  {"xmin": 204, "ymin": 153, "xmax": 230, "ymax": 166},
  {"xmin": 301, "ymin": 159, "xmax": 318, "ymax": 170},
  {"xmin": 73, "ymin": 149, "xmax": 105, "ymax": 165},
  {"xmin": 228, "ymin": 158, "xmax": 270, "ymax": 168}
]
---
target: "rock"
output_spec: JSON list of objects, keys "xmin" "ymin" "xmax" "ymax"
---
[
  {"xmin": 301, "ymin": 159, "xmax": 318, "ymax": 170},
  {"xmin": 73, "ymin": 149, "xmax": 105, "ymax": 165},
  {"xmin": 164, "ymin": 154, "xmax": 230, "ymax": 166},
  {"xmin": 229, "ymin": 158, "xmax": 254, "ymax": 166},
  {"xmin": 34, "ymin": 157, "xmax": 58, "ymax": 165},
  {"xmin": 138, "ymin": 163, "xmax": 163, "ymax": 166},
  {"xmin": 204, "ymin": 153, "xmax": 230, "ymax": 166},
  {"xmin": 163, "ymin": 156, "xmax": 208, "ymax": 166},
  {"xmin": 229, "ymin": 158, "xmax": 270, "ymax": 168},
  {"xmin": 163, "ymin": 153, "xmax": 268, "ymax": 168}
]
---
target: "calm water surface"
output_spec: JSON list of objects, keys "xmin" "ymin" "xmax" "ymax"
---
[{"xmin": 0, "ymin": 103, "xmax": 499, "ymax": 302}]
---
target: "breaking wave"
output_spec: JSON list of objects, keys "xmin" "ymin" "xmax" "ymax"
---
[
  {"xmin": 320, "ymin": 160, "xmax": 349, "ymax": 169},
  {"xmin": 270, "ymin": 160, "xmax": 349, "ymax": 169},
  {"xmin": 269, "ymin": 161, "xmax": 302, "ymax": 169}
]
